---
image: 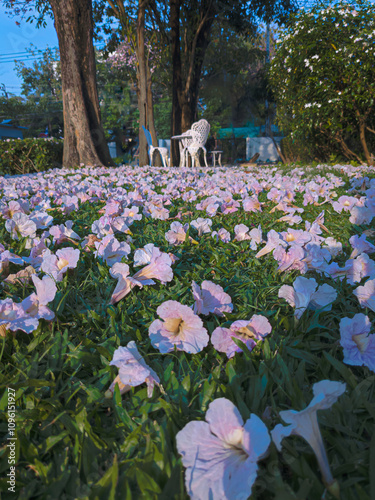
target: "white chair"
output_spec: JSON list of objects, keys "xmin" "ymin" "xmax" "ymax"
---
[
  {"xmin": 142, "ymin": 126, "xmax": 169, "ymax": 168},
  {"xmin": 187, "ymin": 119, "xmax": 210, "ymax": 168},
  {"xmin": 179, "ymin": 130, "xmax": 194, "ymax": 168}
]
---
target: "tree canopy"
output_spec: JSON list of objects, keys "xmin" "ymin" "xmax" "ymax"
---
[{"xmin": 269, "ymin": 0, "xmax": 375, "ymax": 165}]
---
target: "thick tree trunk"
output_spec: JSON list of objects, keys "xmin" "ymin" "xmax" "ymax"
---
[
  {"xmin": 334, "ymin": 132, "xmax": 362, "ymax": 163},
  {"xmin": 49, "ymin": 0, "xmax": 113, "ymax": 168},
  {"xmin": 355, "ymin": 110, "xmax": 373, "ymax": 166},
  {"xmin": 170, "ymin": 0, "xmax": 182, "ymax": 167},
  {"xmin": 170, "ymin": 1, "xmax": 214, "ymax": 164},
  {"xmin": 147, "ymin": 65, "xmax": 162, "ymax": 166},
  {"xmin": 180, "ymin": 87, "xmax": 198, "ymax": 132},
  {"xmin": 137, "ymin": 1, "xmax": 149, "ymax": 167},
  {"xmin": 180, "ymin": 16, "xmax": 213, "ymax": 131},
  {"xmin": 359, "ymin": 121, "xmax": 372, "ymax": 166}
]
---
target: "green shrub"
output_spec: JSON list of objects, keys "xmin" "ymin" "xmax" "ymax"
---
[
  {"xmin": 0, "ymin": 137, "xmax": 63, "ymax": 176},
  {"xmin": 280, "ymin": 136, "xmax": 312, "ymax": 163},
  {"xmin": 280, "ymin": 135, "xmax": 337, "ymax": 164},
  {"xmin": 269, "ymin": 0, "xmax": 375, "ymax": 166}
]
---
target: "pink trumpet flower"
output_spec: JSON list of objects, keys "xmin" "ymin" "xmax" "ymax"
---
[
  {"xmin": 132, "ymin": 247, "xmax": 173, "ymax": 285},
  {"xmin": 256, "ymin": 230, "xmax": 287, "ymax": 258},
  {"xmin": 21, "ymin": 275, "xmax": 57, "ymax": 321},
  {"xmin": 192, "ymin": 280, "xmax": 233, "ymax": 316},
  {"xmin": 176, "ymin": 398, "xmax": 271, "ymax": 500},
  {"xmin": 94, "ymin": 234, "xmax": 131, "ymax": 266},
  {"xmin": 165, "ymin": 221, "xmax": 189, "ymax": 245},
  {"xmin": 105, "ymin": 341, "xmax": 160, "ymax": 398},
  {"xmin": 353, "ymin": 278, "xmax": 375, "ymax": 312},
  {"xmin": 211, "ymin": 315, "xmax": 272, "ymax": 358},
  {"xmin": 149, "ymin": 300, "xmax": 209, "ymax": 353},
  {"xmin": 271, "ymin": 380, "xmax": 346, "ymax": 499},
  {"xmin": 41, "ymin": 247, "xmax": 80, "ymax": 282},
  {"xmin": 339, "ymin": 314, "xmax": 375, "ymax": 372},
  {"xmin": 278, "ymin": 276, "xmax": 337, "ymax": 320},
  {"xmin": 109, "ymin": 263, "xmax": 143, "ymax": 304}
]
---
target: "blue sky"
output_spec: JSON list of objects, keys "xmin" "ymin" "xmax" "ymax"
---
[{"xmin": 0, "ymin": 5, "xmax": 58, "ymax": 96}]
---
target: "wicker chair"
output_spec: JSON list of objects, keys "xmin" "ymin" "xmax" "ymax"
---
[
  {"xmin": 186, "ymin": 119, "xmax": 210, "ymax": 168},
  {"xmin": 178, "ymin": 130, "xmax": 194, "ymax": 168}
]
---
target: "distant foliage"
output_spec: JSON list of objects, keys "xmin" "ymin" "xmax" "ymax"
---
[
  {"xmin": 269, "ymin": 1, "xmax": 375, "ymax": 165},
  {"xmin": 0, "ymin": 138, "xmax": 63, "ymax": 176}
]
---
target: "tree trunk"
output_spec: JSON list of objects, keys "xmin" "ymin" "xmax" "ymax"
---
[
  {"xmin": 147, "ymin": 65, "xmax": 162, "ymax": 166},
  {"xmin": 334, "ymin": 132, "xmax": 362, "ymax": 163},
  {"xmin": 170, "ymin": 0, "xmax": 182, "ymax": 167},
  {"xmin": 356, "ymin": 111, "xmax": 373, "ymax": 166},
  {"xmin": 171, "ymin": 1, "xmax": 214, "ymax": 155},
  {"xmin": 49, "ymin": 0, "xmax": 113, "ymax": 168},
  {"xmin": 136, "ymin": 0, "xmax": 149, "ymax": 167},
  {"xmin": 180, "ymin": 15, "xmax": 213, "ymax": 131}
]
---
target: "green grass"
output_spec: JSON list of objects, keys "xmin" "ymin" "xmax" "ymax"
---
[{"xmin": 0, "ymin": 163, "xmax": 374, "ymax": 499}]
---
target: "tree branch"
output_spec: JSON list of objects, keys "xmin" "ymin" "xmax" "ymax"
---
[{"xmin": 106, "ymin": 0, "xmax": 120, "ymax": 18}]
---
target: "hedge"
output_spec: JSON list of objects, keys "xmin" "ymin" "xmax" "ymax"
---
[{"xmin": 0, "ymin": 138, "xmax": 63, "ymax": 176}]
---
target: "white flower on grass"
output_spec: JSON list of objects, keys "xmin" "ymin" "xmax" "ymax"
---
[{"xmin": 271, "ymin": 380, "xmax": 346, "ymax": 499}]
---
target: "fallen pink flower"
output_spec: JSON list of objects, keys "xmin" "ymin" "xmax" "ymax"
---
[
  {"xmin": 133, "ymin": 243, "xmax": 156, "ymax": 267},
  {"xmin": 277, "ymin": 214, "xmax": 302, "ymax": 225},
  {"xmin": 323, "ymin": 237, "xmax": 343, "ymax": 258},
  {"xmin": 278, "ymin": 276, "xmax": 337, "ymax": 319},
  {"xmin": 109, "ymin": 263, "xmax": 143, "ymax": 304},
  {"xmin": 211, "ymin": 315, "xmax": 272, "ymax": 358},
  {"xmin": 249, "ymin": 225, "xmax": 263, "ymax": 250},
  {"xmin": 234, "ymin": 224, "xmax": 251, "ymax": 242},
  {"xmin": 149, "ymin": 300, "xmax": 209, "ymax": 353},
  {"xmin": 211, "ymin": 228, "xmax": 231, "ymax": 243},
  {"xmin": 353, "ymin": 278, "xmax": 375, "ymax": 312},
  {"xmin": 41, "ymin": 247, "xmax": 80, "ymax": 282},
  {"xmin": 346, "ymin": 253, "xmax": 375, "ymax": 285},
  {"xmin": 165, "ymin": 221, "xmax": 189, "ymax": 245},
  {"xmin": 21, "ymin": 275, "xmax": 57, "ymax": 321},
  {"xmin": 349, "ymin": 233, "xmax": 375, "ymax": 259},
  {"xmin": 243, "ymin": 196, "xmax": 262, "ymax": 213},
  {"xmin": 176, "ymin": 398, "xmax": 271, "ymax": 500},
  {"xmin": 303, "ymin": 243, "xmax": 331, "ymax": 273},
  {"xmin": 339, "ymin": 314, "xmax": 375, "ymax": 372},
  {"xmin": 132, "ymin": 247, "xmax": 173, "ymax": 285},
  {"xmin": 123, "ymin": 205, "xmax": 142, "ymax": 226},
  {"xmin": 5, "ymin": 213, "xmax": 37, "ymax": 240},
  {"xmin": 273, "ymin": 244, "xmax": 307, "ymax": 273},
  {"xmin": 256, "ymin": 230, "xmax": 287, "ymax": 258},
  {"xmin": 106, "ymin": 341, "xmax": 160, "ymax": 397},
  {"xmin": 192, "ymin": 280, "xmax": 233, "ymax": 316},
  {"xmin": 94, "ymin": 234, "xmax": 131, "ymax": 266},
  {"xmin": 0, "ymin": 200, "xmax": 26, "ymax": 220},
  {"xmin": 191, "ymin": 217, "xmax": 212, "ymax": 236},
  {"xmin": 0, "ymin": 298, "xmax": 39, "ymax": 334},
  {"xmin": 271, "ymin": 380, "xmax": 346, "ymax": 497},
  {"xmin": 49, "ymin": 221, "xmax": 81, "ymax": 245},
  {"xmin": 4, "ymin": 266, "xmax": 36, "ymax": 285}
]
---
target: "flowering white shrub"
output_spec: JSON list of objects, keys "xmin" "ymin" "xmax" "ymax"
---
[{"xmin": 269, "ymin": 1, "xmax": 375, "ymax": 165}]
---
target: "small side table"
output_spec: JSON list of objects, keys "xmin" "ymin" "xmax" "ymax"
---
[{"xmin": 210, "ymin": 150, "xmax": 223, "ymax": 167}]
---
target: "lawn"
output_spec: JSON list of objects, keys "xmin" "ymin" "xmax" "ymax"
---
[{"xmin": 0, "ymin": 163, "xmax": 374, "ymax": 500}]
